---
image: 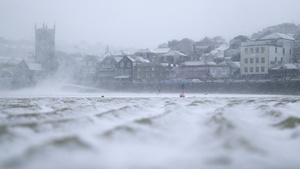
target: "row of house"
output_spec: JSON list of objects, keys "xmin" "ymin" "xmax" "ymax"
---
[
  {"xmin": 77, "ymin": 32, "xmax": 300, "ymax": 87},
  {"xmin": 78, "ymin": 47, "xmax": 240, "ymax": 87}
]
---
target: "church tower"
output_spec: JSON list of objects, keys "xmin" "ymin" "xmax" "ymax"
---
[{"xmin": 35, "ymin": 23, "xmax": 55, "ymax": 65}]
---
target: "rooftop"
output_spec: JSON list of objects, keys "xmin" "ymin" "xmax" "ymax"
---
[{"xmin": 259, "ymin": 33, "xmax": 294, "ymax": 41}]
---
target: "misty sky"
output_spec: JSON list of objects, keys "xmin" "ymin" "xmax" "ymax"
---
[{"xmin": 1, "ymin": 0, "xmax": 300, "ymax": 49}]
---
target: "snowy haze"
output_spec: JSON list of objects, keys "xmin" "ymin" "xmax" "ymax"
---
[{"xmin": 1, "ymin": 0, "xmax": 300, "ymax": 49}]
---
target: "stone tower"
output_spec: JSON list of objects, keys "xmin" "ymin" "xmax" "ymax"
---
[{"xmin": 35, "ymin": 23, "xmax": 55, "ymax": 65}]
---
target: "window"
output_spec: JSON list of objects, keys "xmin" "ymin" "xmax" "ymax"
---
[
  {"xmin": 250, "ymin": 58, "xmax": 253, "ymax": 63},
  {"xmin": 120, "ymin": 62, "xmax": 124, "ymax": 68},
  {"xmin": 283, "ymin": 48, "xmax": 285, "ymax": 54},
  {"xmin": 256, "ymin": 67, "xmax": 259, "ymax": 72},
  {"xmin": 152, "ymin": 67, "xmax": 155, "ymax": 71},
  {"xmin": 261, "ymin": 67, "xmax": 265, "ymax": 72},
  {"xmin": 275, "ymin": 47, "xmax": 277, "ymax": 53},
  {"xmin": 290, "ymin": 49, "xmax": 292, "ymax": 55},
  {"xmin": 244, "ymin": 58, "xmax": 248, "ymax": 64},
  {"xmin": 261, "ymin": 57, "xmax": 265, "ymax": 63},
  {"xmin": 256, "ymin": 58, "xmax": 259, "ymax": 63},
  {"xmin": 244, "ymin": 67, "xmax": 248, "ymax": 73},
  {"xmin": 250, "ymin": 48, "xmax": 254, "ymax": 54},
  {"xmin": 255, "ymin": 47, "xmax": 259, "ymax": 53},
  {"xmin": 245, "ymin": 48, "xmax": 248, "ymax": 54},
  {"xmin": 250, "ymin": 67, "xmax": 253, "ymax": 72},
  {"xmin": 261, "ymin": 47, "xmax": 265, "ymax": 53},
  {"xmin": 127, "ymin": 62, "xmax": 132, "ymax": 67}
]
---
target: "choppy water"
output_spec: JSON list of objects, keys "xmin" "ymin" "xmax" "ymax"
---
[{"xmin": 1, "ymin": 93, "xmax": 300, "ymax": 169}]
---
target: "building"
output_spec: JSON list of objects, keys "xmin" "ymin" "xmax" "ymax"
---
[
  {"xmin": 173, "ymin": 61, "xmax": 215, "ymax": 80},
  {"xmin": 293, "ymin": 40, "xmax": 300, "ymax": 63},
  {"xmin": 162, "ymin": 50, "xmax": 188, "ymax": 66},
  {"xmin": 134, "ymin": 49, "xmax": 156, "ymax": 63},
  {"xmin": 153, "ymin": 48, "xmax": 171, "ymax": 62},
  {"xmin": 98, "ymin": 55, "xmax": 123, "ymax": 83},
  {"xmin": 133, "ymin": 62, "xmax": 167, "ymax": 84},
  {"xmin": 115, "ymin": 55, "xmax": 136, "ymax": 83},
  {"xmin": 210, "ymin": 61, "xmax": 240, "ymax": 80},
  {"xmin": 11, "ymin": 60, "xmax": 36, "ymax": 89},
  {"xmin": 35, "ymin": 24, "xmax": 55, "ymax": 65},
  {"xmin": 258, "ymin": 33, "xmax": 294, "ymax": 64},
  {"xmin": 224, "ymin": 35, "xmax": 250, "ymax": 61},
  {"xmin": 240, "ymin": 33, "xmax": 295, "ymax": 78}
]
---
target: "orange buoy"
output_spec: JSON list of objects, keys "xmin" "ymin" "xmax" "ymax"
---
[{"xmin": 180, "ymin": 93, "xmax": 185, "ymax": 97}]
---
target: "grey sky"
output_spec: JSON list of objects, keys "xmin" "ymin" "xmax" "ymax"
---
[{"xmin": 1, "ymin": 0, "xmax": 300, "ymax": 49}]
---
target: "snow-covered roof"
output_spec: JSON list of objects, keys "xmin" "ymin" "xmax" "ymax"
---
[
  {"xmin": 153, "ymin": 48, "xmax": 171, "ymax": 54},
  {"xmin": 271, "ymin": 64, "xmax": 297, "ymax": 70},
  {"xmin": 163, "ymin": 51, "xmax": 187, "ymax": 57},
  {"xmin": 283, "ymin": 64, "xmax": 297, "ymax": 69},
  {"xmin": 135, "ymin": 49, "xmax": 153, "ymax": 54},
  {"xmin": 227, "ymin": 61, "xmax": 240, "ymax": 69},
  {"xmin": 127, "ymin": 56, "xmax": 136, "ymax": 62},
  {"xmin": 181, "ymin": 61, "xmax": 216, "ymax": 67},
  {"xmin": 209, "ymin": 44, "xmax": 228, "ymax": 57},
  {"xmin": 260, "ymin": 33, "xmax": 294, "ymax": 41},
  {"xmin": 135, "ymin": 56, "xmax": 150, "ymax": 63},
  {"xmin": 27, "ymin": 63, "xmax": 42, "ymax": 71},
  {"xmin": 112, "ymin": 56, "xmax": 123, "ymax": 62},
  {"xmin": 126, "ymin": 56, "xmax": 150, "ymax": 64}
]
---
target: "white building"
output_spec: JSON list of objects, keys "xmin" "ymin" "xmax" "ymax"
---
[{"xmin": 240, "ymin": 33, "xmax": 295, "ymax": 76}]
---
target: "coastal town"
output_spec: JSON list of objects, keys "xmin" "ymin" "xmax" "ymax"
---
[{"xmin": 1, "ymin": 23, "xmax": 300, "ymax": 93}]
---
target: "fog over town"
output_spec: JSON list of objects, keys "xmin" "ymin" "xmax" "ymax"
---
[{"xmin": 1, "ymin": 1, "xmax": 300, "ymax": 169}]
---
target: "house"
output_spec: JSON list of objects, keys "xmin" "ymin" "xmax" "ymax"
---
[
  {"xmin": 172, "ymin": 61, "xmax": 215, "ymax": 80},
  {"xmin": 98, "ymin": 55, "xmax": 123, "ymax": 84},
  {"xmin": 134, "ymin": 49, "xmax": 156, "ymax": 62},
  {"xmin": 162, "ymin": 50, "xmax": 188, "ymax": 66},
  {"xmin": 210, "ymin": 61, "xmax": 240, "ymax": 80},
  {"xmin": 11, "ymin": 60, "xmax": 36, "ymax": 89},
  {"xmin": 192, "ymin": 45, "xmax": 212, "ymax": 57},
  {"xmin": 133, "ymin": 62, "xmax": 168, "ymax": 84},
  {"xmin": 115, "ymin": 55, "xmax": 137, "ymax": 83},
  {"xmin": 240, "ymin": 33, "xmax": 295, "ymax": 78},
  {"xmin": 152, "ymin": 48, "xmax": 171, "ymax": 62},
  {"xmin": 269, "ymin": 63, "xmax": 298, "ymax": 79}
]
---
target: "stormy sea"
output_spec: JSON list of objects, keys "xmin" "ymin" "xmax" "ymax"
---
[{"xmin": 1, "ymin": 91, "xmax": 300, "ymax": 169}]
